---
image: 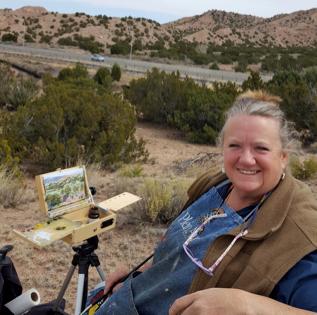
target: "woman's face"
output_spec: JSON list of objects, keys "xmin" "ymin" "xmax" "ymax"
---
[{"xmin": 223, "ymin": 114, "xmax": 288, "ymax": 201}]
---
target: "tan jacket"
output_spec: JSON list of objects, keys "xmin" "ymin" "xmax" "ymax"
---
[{"xmin": 185, "ymin": 171, "xmax": 317, "ymax": 296}]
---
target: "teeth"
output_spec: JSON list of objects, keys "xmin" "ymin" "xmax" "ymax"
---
[{"xmin": 238, "ymin": 169, "xmax": 258, "ymax": 175}]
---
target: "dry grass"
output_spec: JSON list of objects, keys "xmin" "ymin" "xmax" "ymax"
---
[
  {"xmin": 114, "ymin": 174, "xmax": 192, "ymax": 224},
  {"xmin": 0, "ymin": 166, "xmax": 25, "ymax": 208}
]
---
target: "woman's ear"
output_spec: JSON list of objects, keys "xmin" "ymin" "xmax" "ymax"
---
[{"xmin": 280, "ymin": 151, "xmax": 288, "ymax": 170}]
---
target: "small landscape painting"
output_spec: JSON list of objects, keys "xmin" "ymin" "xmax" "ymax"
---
[{"xmin": 43, "ymin": 167, "xmax": 87, "ymax": 211}]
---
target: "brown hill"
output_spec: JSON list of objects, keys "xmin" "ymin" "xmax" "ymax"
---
[
  {"xmin": 165, "ymin": 9, "xmax": 317, "ymax": 47},
  {"xmin": 0, "ymin": 6, "xmax": 317, "ymax": 50}
]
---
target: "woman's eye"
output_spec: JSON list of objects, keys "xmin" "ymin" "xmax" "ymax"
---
[
  {"xmin": 228, "ymin": 143, "xmax": 239, "ymax": 148},
  {"xmin": 257, "ymin": 146, "xmax": 269, "ymax": 151}
]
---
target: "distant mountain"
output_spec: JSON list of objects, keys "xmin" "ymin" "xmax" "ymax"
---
[
  {"xmin": 0, "ymin": 6, "xmax": 316, "ymax": 50},
  {"xmin": 169, "ymin": 9, "xmax": 317, "ymax": 47}
]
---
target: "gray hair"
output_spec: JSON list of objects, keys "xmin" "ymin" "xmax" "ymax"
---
[{"xmin": 218, "ymin": 91, "xmax": 297, "ymax": 151}]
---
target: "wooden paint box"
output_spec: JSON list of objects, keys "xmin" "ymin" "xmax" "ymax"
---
[{"xmin": 14, "ymin": 166, "xmax": 140, "ymax": 247}]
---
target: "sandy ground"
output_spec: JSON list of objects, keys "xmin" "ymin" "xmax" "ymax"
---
[{"xmin": 135, "ymin": 121, "xmax": 219, "ymax": 174}]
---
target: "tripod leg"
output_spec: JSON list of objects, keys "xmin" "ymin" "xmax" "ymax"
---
[
  {"xmin": 95, "ymin": 265, "xmax": 106, "ymax": 281},
  {"xmin": 75, "ymin": 255, "xmax": 90, "ymax": 315},
  {"xmin": 54, "ymin": 265, "xmax": 77, "ymax": 311},
  {"xmin": 75, "ymin": 273, "xmax": 86, "ymax": 315}
]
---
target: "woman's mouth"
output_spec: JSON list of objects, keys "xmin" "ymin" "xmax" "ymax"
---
[{"xmin": 237, "ymin": 168, "xmax": 259, "ymax": 175}]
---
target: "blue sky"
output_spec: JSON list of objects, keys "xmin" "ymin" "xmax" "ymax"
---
[{"xmin": 1, "ymin": 1, "xmax": 317, "ymax": 23}]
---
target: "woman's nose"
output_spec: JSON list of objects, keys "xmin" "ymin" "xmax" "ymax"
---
[{"xmin": 239, "ymin": 149, "xmax": 256, "ymax": 165}]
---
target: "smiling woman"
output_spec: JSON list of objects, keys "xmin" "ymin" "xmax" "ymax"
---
[
  {"xmin": 221, "ymin": 91, "xmax": 290, "ymax": 209},
  {"xmin": 85, "ymin": 90, "xmax": 317, "ymax": 315}
]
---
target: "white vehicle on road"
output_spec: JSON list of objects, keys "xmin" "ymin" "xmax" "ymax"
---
[{"xmin": 91, "ymin": 54, "xmax": 105, "ymax": 62}]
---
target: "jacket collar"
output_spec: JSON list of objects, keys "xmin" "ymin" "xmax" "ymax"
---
[
  {"xmin": 226, "ymin": 172, "xmax": 295, "ymax": 240},
  {"xmin": 186, "ymin": 170, "xmax": 295, "ymax": 240}
]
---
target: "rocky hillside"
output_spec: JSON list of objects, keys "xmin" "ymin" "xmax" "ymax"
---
[
  {"xmin": 171, "ymin": 9, "xmax": 317, "ymax": 47},
  {"xmin": 0, "ymin": 6, "xmax": 317, "ymax": 50}
]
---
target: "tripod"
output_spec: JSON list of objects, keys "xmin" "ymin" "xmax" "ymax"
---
[{"xmin": 54, "ymin": 236, "xmax": 105, "ymax": 315}]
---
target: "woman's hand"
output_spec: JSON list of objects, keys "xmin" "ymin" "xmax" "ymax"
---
[
  {"xmin": 104, "ymin": 265, "xmax": 130, "ymax": 294},
  {"xmin": 104, "ymin": 262, "xmax": 152, "ymax": 295},
  {"xmin": 169, "ymin": 288, "xmax": 248, "ymax": 315},
  {"xmin": 169, "ymin": 288, "xmax": 317, "ymax": 315}
]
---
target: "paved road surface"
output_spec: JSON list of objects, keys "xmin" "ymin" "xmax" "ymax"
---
[{"xmin": 0, "ymin": 43, "xmax": 272, "ymax": 84}]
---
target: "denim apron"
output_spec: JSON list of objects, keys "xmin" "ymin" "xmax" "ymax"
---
[{"xmin": 91, "ymin": 181, "xmax": 245, "ymax": 315}]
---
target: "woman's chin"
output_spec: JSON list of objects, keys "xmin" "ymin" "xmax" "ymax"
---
[{"xmin": 234, "ymin": 183, "xmax": 263, "ymax": 199}]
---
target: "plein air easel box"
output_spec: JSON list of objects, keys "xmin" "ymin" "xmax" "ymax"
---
[{"xmin": 14, "ymin": 166, "xmax": 140, "ymax": 247}]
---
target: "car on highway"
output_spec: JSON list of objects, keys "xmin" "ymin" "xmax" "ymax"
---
[{"xmin": 91, "ymin": 54, "xmax": 105, "ymax": 62}]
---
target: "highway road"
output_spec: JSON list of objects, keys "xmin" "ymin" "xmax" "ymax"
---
[{"xmin": 0, "ymin": 43, "xmax": 272, "ymax": 84}]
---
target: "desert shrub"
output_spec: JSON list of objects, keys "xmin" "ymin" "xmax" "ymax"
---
[
  {"xmin": 110, "ymin": 41, "xmax": 130, "ymax": 55},
  {"xmin": 0, "ymin": 139, "xmax": 20, "ymax": 175},
  {"xmin": 2, "ymin": 33, "xmax": 18, "ymax": 42},
  {"xmin": 290, "ymin": 156, "xmax": 317, "ymax": 180},
  {"xmin": 279, "ymin": 54, "xmax": 300, "ymax": 71},
  {"xmin": 6, "ymin": 76, "xmax": 38, "ymax": 110},
  {"xmin": 261, "ymin": 54, "xmax": 279, "ymax": 72},
  {"xmin": 2, "ymin": 66, "xmax": 147, "ymax": 171},
  {"xmin": 138, "ymin": 178, "xmax": 186, "ymax": 223},
  {"xmin": 171, "ymin": 83, "xmax": 236, "ymax": 143},
  {"xmin": 58, "ymin": 63, "xmax": 89, "ymax": 81},
  {"xmin": 0, "ymin": 63, "xmax": 14, "ymax": 107},
  {"xmin": 0, "ymin": 164, "xmax": 24, "ymax": 208},
  {"xmin": 40, "ymin": 35, "xmax": 52, "ymax": 43},
  {"xmin": 241, "ymin": 71, "xmax": 265, "ymax": 91},
  {"xmin": 57, "ymin": 36, "xmax": 78, "ymax": 46},
  {"xmin": 234, "ymin": 59, "xmax": 248, "ymax": 72},
  {"xmin": 115, "ymin": 176, "xmax": 191, "ymax": 224},
  {"xmin": 125, "ymin": 69, "xmax": 186, "ymax": 124},
  {"xmin": 24, "ymin": 34, "xmax": 35, "ymax": 43},
  {"xmin": 209, "ymin": 62, "xmax": 219, "ymax": 70},
  {"xmin": 111, "ymin": 63, "xmax": 121, "ymax": 81},
  {"xmin": 190, "ymin": 52, "xmax": 211, "ymax": 65},
  {"xmin": 0, "ymin": 64, "xmax": 38, "ymax": 110},
  {"xmin": 119, "ymin": 164, "xmax": 143, "ymax": 178},
  {"xmin": 267, "ymin": 70, "xmax": 317, "ymax": 145},
  {"xmin": 93, "ymin": 67, "xmax": 112, "ymax": 89},
  {"xmin": 73, "ymin": 34, "xmax": 104, "ymax": 53},
  {"xmin": 125, "ymin": 68, "xmax": 239, "ymax": 144}
]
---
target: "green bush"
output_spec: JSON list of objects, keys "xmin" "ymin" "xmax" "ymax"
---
[
  {"xmin": 290, "ymin": 156, "xmax": 317, "ymax": 180},
  {"xmin": 209, "ymin": 62, "xmax": 219, "ymax": 70},
  {"xmin": 110, "ymin": 41, "xmax": 130, "ymax": 55},
  {"xmin": 6, "ymin": 76, "xmax": 38, "ymax": 110},
  {"xmin": 58, "ymin": 63, "xmax": 89, "ymax": 81},
  {"xmin": 241, "ymin": 71, "xmax": 265, "ymax": 91},
  {"xmin": 0, "ymin": 63, "xmax": 14, "ymax": 107},
  {"xmin": 0, "ymin": 165, "xmax": 24, "ymax": 208},
  {"xmin": 73, "ymin": 34, "xmax": 104, "ymax": 53},
  {"xmin": 94, "ymin": 67, "xmax": 112, "ymax": 89},
  {"xmin": 267, "ymin": 70, "xmax": 317, "ymax": 145},
  {"xmin": 24, "ymin": 34, "xmax": 35, "ymax": 43},
  {"xmin": 57, "ymin": 36, "xmax": 78, "ymax": 46},
  {"xmin": 115, "ymin": 176, "xmax": 191, "ymax": 224},
  {"xmin": 2, "ymin": 65, "xmax": 147, "ymax": 170},
  {"xmin": 0, "ymin": 64, "xmax": 38, "ymax": 110},
  {"xmin": 125, "ymin": 68, "xmax": 239, "ymax": 144},
  {"xmin": 111, "ymin": 63, "xmax": 121, "ymax": 81},
  {"xmin": 119, "ymin": 164, "xmax": 143, "ymax": 178},
  {"xmin": 2, "ymin": 33, "xmax": 18, "ymax": 42}
]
